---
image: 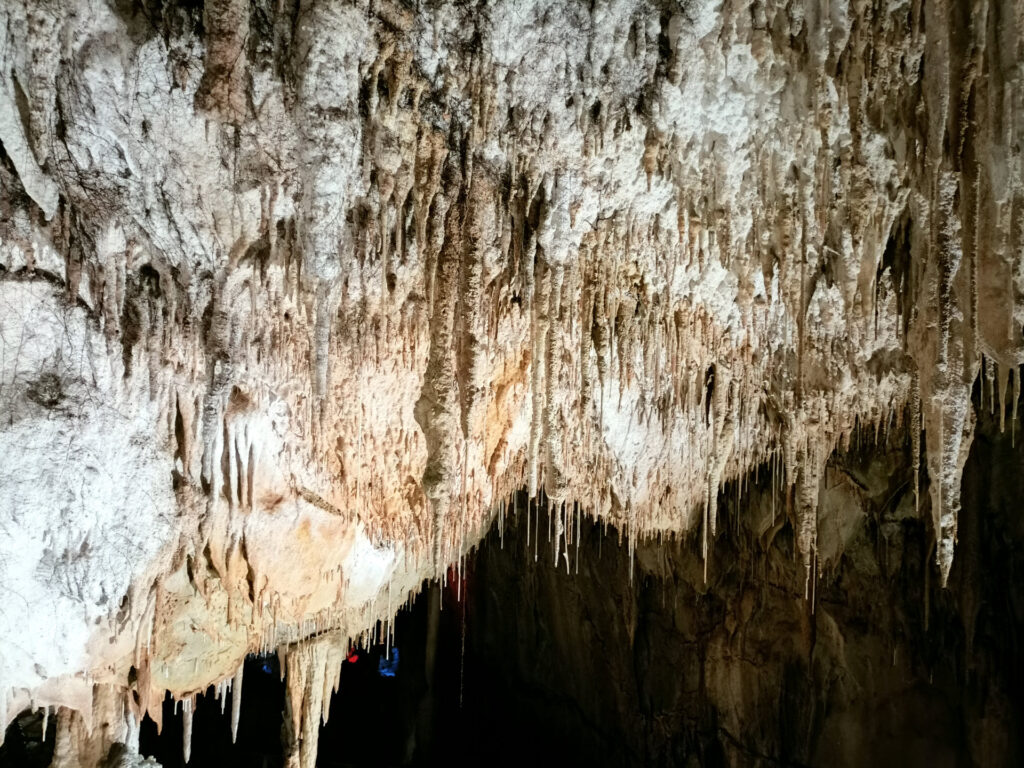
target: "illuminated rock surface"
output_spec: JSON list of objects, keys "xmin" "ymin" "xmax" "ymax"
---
[{"xmin": 0, "ymin": 0, "xmax": 1021, "ymax": 764}]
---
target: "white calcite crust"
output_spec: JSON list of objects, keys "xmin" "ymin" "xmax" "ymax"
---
[{"xmin": 0, "ymin": 0, "xmax": 1021, "ymax": 763}]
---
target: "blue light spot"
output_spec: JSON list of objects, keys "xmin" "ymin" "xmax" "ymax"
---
[{"xmin": 377, "ymin": 648, "xmax": 399, "ymax": 678}]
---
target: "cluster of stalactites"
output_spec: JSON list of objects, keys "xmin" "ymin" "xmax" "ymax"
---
[
  {"xmin": 905, "ymin": 0, "xmax": 1024, "ymax": 584},
  {"xmin": 52, "ymin": 0, "xmax": 1024, "ymax": 609},
  {"xmin": 281, "ymin": 633, "xmax": 349, "ymax": 768}
]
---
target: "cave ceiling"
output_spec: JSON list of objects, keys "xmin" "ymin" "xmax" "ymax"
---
[{"xmin": 0, "ymin": 0, "xmax": 1021, "ymax": 765}]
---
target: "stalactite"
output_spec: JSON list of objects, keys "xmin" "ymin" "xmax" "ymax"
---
[
  {"xmin": 706, "ymin": 366, "xmax": 734, "ymax": 542},
  {"xmin": 230, "ymin": 661, "xmax": 243, "ymax": 743},
  {"xmin": 922, "ymin": 172, "xmax": 976, "ymax": 586},
  {"xmin": 4, "ymin": 2, "xmax": 1023, "ymax": 759},
  {"xmin": 414, "ymin": 158, "xmax": 464, "ymax": 574},
  {"xmin": 998, "ymin": 362, "xmax": 1010, "ymax": 433},
  {"xmin": 911, "ymin": 373, "xmax": 922, "ymax": 512},
  {"xmin": 457, "ymin": 161, "xmax": 490, "ymax": 441},
  {"xmin": 529, "ymin": 259, "xmax": 550, "ymax": 497},
  {"xmin": 283, "ymin": 634, "xmax": 345, "ymax": 768},
  {"xmin": 47, "ymin": 685, "xmax": 134, "ymax": 768},
  {"xmin": 181, "ymin": 697, "xmax": 193, "ymax": 764},
  {"xmin": 546, "ymin": 265, "xmax": 568, "ymax": 567},
  {"xmin": 796, "ymin": 437, "xmax": 824, "ymax": 597}
]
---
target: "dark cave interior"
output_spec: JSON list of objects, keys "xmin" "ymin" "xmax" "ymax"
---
[{"xmin": 3, "ymin": 390, "xmax": 1024, "ymax": 768}]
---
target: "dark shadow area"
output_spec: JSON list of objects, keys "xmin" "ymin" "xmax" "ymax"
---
[
  {"xmin": 0, "ymin": 710, "xmax": 54, "ymax": 767},
  {"xmin": 442, "ymin": 395, "xmax": 1024, "ymax": 768},
  {"xmin": 135, "ymin": 581, "xmax": 468, "ymax": 768},
  {"xmin": 138, "ymin": 654, "xmax": 287, "ymax": 768}
]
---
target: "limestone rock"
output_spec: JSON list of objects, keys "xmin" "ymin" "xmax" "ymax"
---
[{"xmin": 0, "ymin": 0, "xmax": 1020, "ymax": 764}]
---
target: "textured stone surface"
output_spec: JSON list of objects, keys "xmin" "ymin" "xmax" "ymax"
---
[{"xmin": 0, "ymin": 0, "xmax": 1020, "ymax": 764}]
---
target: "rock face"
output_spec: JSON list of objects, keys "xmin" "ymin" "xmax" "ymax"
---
[{"xmin": 0, "ymin": 0, "xmax": 1020, "ymax": 765}]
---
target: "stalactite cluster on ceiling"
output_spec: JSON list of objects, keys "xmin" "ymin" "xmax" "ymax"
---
[{"xmin": 0, "ymin": 0, "xmax": 1021, "ymax": 765}]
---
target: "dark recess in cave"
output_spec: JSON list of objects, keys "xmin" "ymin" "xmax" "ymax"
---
[{"xmin": 4, "ymin": 396, "xmax": 1023, "ymax": 768}]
